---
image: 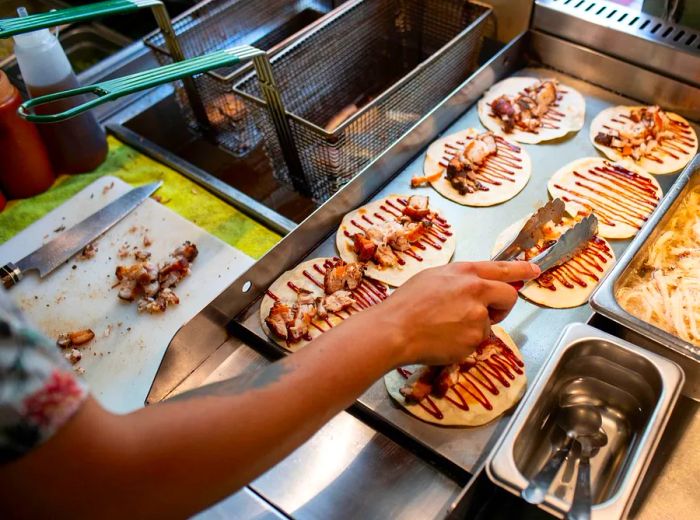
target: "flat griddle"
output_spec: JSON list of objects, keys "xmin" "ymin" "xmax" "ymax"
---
[{"xmin": 161, "ymin": 30, "xmax": 700, "ymax": 477}]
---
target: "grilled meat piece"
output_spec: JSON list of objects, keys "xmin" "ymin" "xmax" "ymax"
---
[
  {"xmin": 594, "ymin": 132, "xmax": 613, "ymax": 146},
  {"xmin": 138, "ymin": 288, "xmax": 180, "ymax": 314},
  {"xmin": 353, "ymin": 233, "xmax": 377, "ymax": 262},
  {"xmin": 56, "ymin": 329, "xmax": 95, "ymax": 349},
  {"xmin": 463, "ymin": 133, "xmax": 497, "ymax": 166},
  {"xmin": 323, "ymin": 290, "xmax": 355, "ymax": 313},
  {"xmin": 402, "ymin": 195, "xmax": 431, "ymax": 221},
  {"xmin": 491, "ymin": 95, "xmax": 516, "ymax": 132},
  {"xmin": 400, "ymin": 366, "xmax": 441, "ymax": 403},
  {"xmin": 174, "ymin": 241, "xmax": 198, "ymax": 262},
  {"xmin": 375, "ymin": 244, "xmax": 399, "ymax": 267},
  {"xmin": 324, "ymin": 260, "xmax": 365, "ymax": 294},
  {"xmin": 265, "ymin": 301, "xmax": 293, "ymax": 339},
  {"xmin": 433, "ymin": 364, "xmax": 460, "ymax": 397}
]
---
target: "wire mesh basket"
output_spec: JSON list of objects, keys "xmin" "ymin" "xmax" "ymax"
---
[
  {"xmin": 144, "ymin": 0, "xmax": 341, "ymax": 156},
  {"xmin": 234, "ymin": 0, "xmax": 492, "ymax": 202}
]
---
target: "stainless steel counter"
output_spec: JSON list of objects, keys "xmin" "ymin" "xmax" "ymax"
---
[{"xmin": 171, "ymin": 340, "xmax": 461, "ymax": 520}]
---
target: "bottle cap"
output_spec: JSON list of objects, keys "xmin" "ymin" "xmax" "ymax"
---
[
  {"xmin": 12, "ymin": 7, "xmax": 55, "ymax": 49},
  {"xmin": 0, "ymin": 71, "xmax": 15, "ymax": 106}
]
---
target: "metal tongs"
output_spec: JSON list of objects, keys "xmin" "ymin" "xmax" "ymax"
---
[{"xmin": 492, "ymin": 198, "xmax": 599, "ymax": 273}]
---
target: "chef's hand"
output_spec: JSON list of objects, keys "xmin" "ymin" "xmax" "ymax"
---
[{"xmin": 372, "ymin": 261, "xmax": 540, "ymax": 366}]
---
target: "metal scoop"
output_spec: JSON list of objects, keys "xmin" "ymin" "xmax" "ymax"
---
[
  {"xmin": 521, "ymin": 404, "xmax": 602, "ymax": 505},
  {"xmin": 568, "ymin": 426, "xmax": 608, "ymax": 520}
]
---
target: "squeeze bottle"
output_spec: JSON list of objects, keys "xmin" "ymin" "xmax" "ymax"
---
[
  {"xmin": 13, "ymin": 9, "xmax": 108, "ymax": 174},
  {"xmin": 0, "ymin": 70, "xmax": 54, "ymax": 198}
]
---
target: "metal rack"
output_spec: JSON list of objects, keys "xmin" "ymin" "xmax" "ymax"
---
[
  {"xmin": 234, "ymin": 0, "xmax": 492, "ymax": 201},
  {"xmin": 144, "ymin": 0, "xmax": 342, "ymax": 156}
]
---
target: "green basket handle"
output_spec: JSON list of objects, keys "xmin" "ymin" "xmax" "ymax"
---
[
  {"xmin": 19, "ymin": 46, "xmax": 265, "ymax": 122},
  {"xmin": 0, "ymin": 0, "xmax": 163, "ymax": 38},
  {"xmin": 0, "ymin": 0, "xmax": 209, "ymax": 129}
]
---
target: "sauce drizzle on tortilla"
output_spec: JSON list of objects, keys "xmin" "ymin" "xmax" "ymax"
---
[
  {"xmin": 397, "ymin": 341, "xmax": 524, "ymax": 419},
  {"xmin": 553, "ymin": 161, "xmax": 660, "ymax": 229},
  {"xmin": 437, "ymin": 136, "xmax": 523, "ymax": 192}
]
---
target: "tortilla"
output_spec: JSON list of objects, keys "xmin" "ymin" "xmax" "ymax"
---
[
  {"xmin": 477, "ymin": 77, "xmax": 586, "ymax": 144},
  {"xmin": 423, "ymin": 128, "xmax": 532, "ymax": 206},
  {"xmin": 336, "ymin": 195, "xmax": 456, "ymax": 286},
  {"xmin": 384, "ymin": 325, "xmax": 526, "ymax": 427},
  {"xmin": 547, "ymin": 157, "xmax": 663, "ymax": 239},
  {"xmin": 590, "ymin": 106, "xmax": 698, "ymax": 174},
  {"xmin": 260, "ymin": 257, "xmax": 390, "ymax": 352},
  {"xmin": 492, "ymin": 216, "xmax": 616, "ymax": 308}
]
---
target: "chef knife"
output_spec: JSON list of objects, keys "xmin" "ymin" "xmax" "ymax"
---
[
  {"xmin": 1, "ymin": 181, "xmax": 162, "ymax": 289},
  {"xmin": 529, "ymin": 213, "xmax": 599, "ymax": 272}
]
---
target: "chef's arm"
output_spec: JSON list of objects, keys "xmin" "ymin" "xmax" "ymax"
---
[{"xmin": 0, "ymin": 261, "xmax": 538, "ymax": 519}]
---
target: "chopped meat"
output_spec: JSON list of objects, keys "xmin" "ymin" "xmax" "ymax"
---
[
  {"xmin": 594, "ymin": 132, "xmax": 613, "ymax": 146},
  {"xmin": 78, "ymin": 243, "xmax": 98, "ymax": 260},
  {"xmin": 463, "ymin": 133, "xmax": 497, "ymax": 165},
  {"xmin": 375, "ymin": 244, "xmax": 399, "ymax": 267},
  {"xmin": 137, "ymin": 288, "xmax": 180, "ymax": 314},
  {"xmin": 56, "ymin": 329, "xmax": 95, "ymax": 349},
  {"xmin": 265, "ymin": 301, "xmax": 292, "ymax": 338},
  {"xmin": 143, "ymin": 235, "xmax": 152, "ymax": 247},
  {"xmin": 402, "ymin": 195, "xmax": 431, "ymax": 220},
  {"xmin": 117, "ymin": 244, "xmax": 130, "ymax": 259},
  {"xmin": 323, "ymin": 290, "xmax": 355, "ymax": 313},
  {"xmin": 491, "ymin": 95, "xmax": 515, "ymax": 132},
  {"xmin": 595, "ymin": 106, "xmax": 676, "ymax": 161},
  {"xmin": 353, "ymin": 233, "xmax": 378, "ymax": 262},
  {"xmin": 492, "ymin": 80, "xmax": 559, "ymax": 133},
  {"xmin": 323, "ymin": 260, "xmax": 365, "ymax": 294},
  {"xmin": 400, "ymin": 366, "xmax": 441, "ymax": 403},
  {"xmin": 134, "ymin": 250, "xmax": 151, "ymax": 261},
  {"xmin": 287, "ymin": 303, "xmax": 313, "ymax": 342},
  {"xmin": 433, "ymin": 364, "xmax": 460, "ymax": 397},
  {"xmin": 65, "ymin": 348, "xmax": 82, "ymax": 365},
  {"xmin": 314, "ymin": 297, "xmax": 328, "ymax": 320},
  {"xmin": 114, "ymin": 241, "xmax": 197, "ymax": 314}
]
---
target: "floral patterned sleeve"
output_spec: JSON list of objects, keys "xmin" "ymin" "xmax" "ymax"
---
[{"xmin": 0, "ymin": 291, "xmax": 87, "ymax": 464}]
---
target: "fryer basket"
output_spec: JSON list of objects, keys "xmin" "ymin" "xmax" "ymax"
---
[
  {"xmin": 234, "ymin": 0, "xmax": 492, "ymax": 202},
  {"xmin": 144, "ymin": 0, "xmax": 341, "ymax": 156}
]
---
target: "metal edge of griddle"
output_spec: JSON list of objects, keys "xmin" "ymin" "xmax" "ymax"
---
[{"xmin": 533, "ymin": 0, "xmax": 700, "ymax": 89}]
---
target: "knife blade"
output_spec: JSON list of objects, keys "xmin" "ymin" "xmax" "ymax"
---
[
  {"xmin": 492, "ymin": 198, "xmax": 566, "ymax": 262},
  {"xmin": 529, "ymin": 213, "xmax": 599, "ymax": 273},
  {"xmin": 1, "ymin": 181, "xmax": 162, "ymax": 289}
]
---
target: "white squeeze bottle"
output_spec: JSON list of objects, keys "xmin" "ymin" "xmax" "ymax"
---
[{"xmin": 13, "ymin": 7, "xmax": 108, "ymax": 174}]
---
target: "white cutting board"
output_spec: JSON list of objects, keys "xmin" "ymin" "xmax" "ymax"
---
[{"xmin": 0, "ymin": 176, "xmax": 254, "ymax": 413}]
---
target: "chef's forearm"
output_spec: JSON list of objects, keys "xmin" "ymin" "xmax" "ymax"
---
[{"xmin": 0, "ymin": 305, "xmax": 401, "ymax": 519}]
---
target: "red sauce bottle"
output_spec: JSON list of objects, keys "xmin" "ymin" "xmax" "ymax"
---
[
  {"xmin": 0, "ymin": 189, "xmax": 6, "ymax": 211},
  {"xmin": 0, "ymin": 70, "xmax": 54, "ymax": 199}
]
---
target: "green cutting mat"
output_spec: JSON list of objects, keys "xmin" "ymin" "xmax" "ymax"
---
[{"xmin": 0, "ymin": 136, "xmax": 281, "ymax": 259}]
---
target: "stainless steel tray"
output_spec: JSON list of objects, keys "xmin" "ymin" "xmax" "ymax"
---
[
  {"xmin": 150, "ymin": 28, "xmax": 700, "ymax": 477},
  {"xmin": 226, "ymin": 33, "xmax": 698, "ymax": 473},
  {"xmin": 487, "ymin": 323, "xmax": 684, "ymax": 519},
  {"xmin": 591, "ymin": 154, "xmax": 700, "ymax": 400}
]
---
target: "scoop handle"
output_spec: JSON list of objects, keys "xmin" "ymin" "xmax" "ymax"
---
[
  {"xmin": 521, "ymin": 438, "xmax": 573, "ymax": 504},
  {"xmin": 567, "ymin": 455, "xmax": 592, "ymax": 520}
]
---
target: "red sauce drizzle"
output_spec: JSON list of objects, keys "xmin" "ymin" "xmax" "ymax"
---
[
  {"xmin": 535, "ymin": 236, "xmax": 613, "ymax": 291},
  {"xmin": 438, "ymin": 136, "xmax": 524, "ymax": 194},
  {"xmin": 395, "ymin": 339, "xmax": 524, "ymax": 419},
  {"xmin": 554, "ymin": 161, "xmax": 659, "ymax": 229}
]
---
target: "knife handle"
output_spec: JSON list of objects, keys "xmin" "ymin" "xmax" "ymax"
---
[{"xmin": 1, "ymin": 263, "xmax": 22, "ymax": 289}]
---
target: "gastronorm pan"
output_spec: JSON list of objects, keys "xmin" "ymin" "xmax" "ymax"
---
[
  {"xmin": 487, "ymin": 323, "xmax": 683, "ymax": 519},
  {"xmin": 144, "ymin": 0, "xmax": 343, "ymax": 156},
  {"xmin": 591, "ymin": 154, "xmax": 700, "ymax": 400},
  {"xmin": 233, "ymin": 0, "xmax": 492, "ymax": 201}
]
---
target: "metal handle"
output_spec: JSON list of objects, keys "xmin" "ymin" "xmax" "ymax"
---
[
  {"xmin": 567, "ymin": 456, "xmax": 592, "ymax": 520},
  {"xmin": 521, "ymin": 439, "xmax": 573, "ymax": 505},
  {"xmin": 0, "ymin": 0, "xmax": 209, "ymax": 130},
  {"xmin": 19, "ymin": 46, "xmax": 264, "ymax": 122},
  {"xmin": 1, "ymin": 262, "xmax": 22, "ymax": 289},
  {"xmin": 0, "ymin": 0, "xmax": 160, "ymax": 37}
]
